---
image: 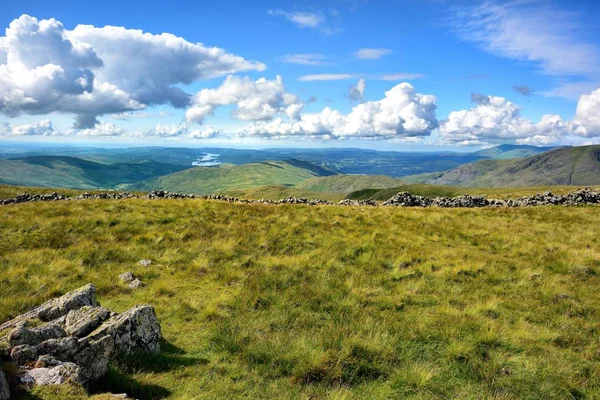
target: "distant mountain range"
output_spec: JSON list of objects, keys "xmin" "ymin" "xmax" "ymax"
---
[
  {"xmin": 405, "ymin": 146, "xmax": 600, "ymax": 187},
  {"xmin": 0, "ymin": 143, "xmax": 583, "ymax": 194}
]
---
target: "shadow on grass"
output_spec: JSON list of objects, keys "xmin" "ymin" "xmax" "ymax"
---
[{"xmin": 89, "ymin": 339, "xmax": 208, "ymax": 399}]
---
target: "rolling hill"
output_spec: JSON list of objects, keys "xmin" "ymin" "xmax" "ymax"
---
[
  {"xmin": 294, "ymin": 174, "xmax": 406, "ymax": 193},
  {"xmin": 131, "ymin": 159, "xmax": 336, "ymax": 194},
  {"xmin": 0, "ymin": 156, "xmax": 188, "ymax": 190},
  {"xmin": 404, "ymin": 146, "xmax": 600, "ymax": 187},
  {"xmin": 472, "ymin": 144, "xmax": 560, "ymax": 159}
]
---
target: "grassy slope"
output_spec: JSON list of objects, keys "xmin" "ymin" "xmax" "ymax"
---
[
  {"xmin": 0, "ymin": 156, "xmax": 187, "ymax": 190},
  {"xmin": 1, "ymin": 199, "xmax": 600, "ymax": 399},
  {"xmin": 406, "ymin": 146, "xmax": 600, "ymax": 187},
  {"xmin": 221, "ymin": 185, "xmax": 345, "ymax": 202},
  {"xmin": 131, "ymin": 160, "xmax": 335, "ymax": 194},
  {"xmin": 294, "ymin": 174, "xmax": 405, "ymax": 193},
  {"xmin": 472, "ymin": 144, "xmax": 559, "ymax": 159}
]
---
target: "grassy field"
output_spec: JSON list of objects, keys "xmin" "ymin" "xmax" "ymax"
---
[
  {"xmin": 294, "ymin": 175, "xmax": 405, "ymax": 194},
  {"xmin": 1, "ymin": 197, "xmax": 600, "ymax": 399}
]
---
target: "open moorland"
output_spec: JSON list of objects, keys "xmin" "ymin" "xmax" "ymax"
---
[{"xmin": 1, "ymin": 194, "xmax": 599, "ymax": 399}]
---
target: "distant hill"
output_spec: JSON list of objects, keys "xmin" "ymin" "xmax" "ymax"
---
[
  {"xmin": 131, "ymin": 159, "xmax": 336, "ymax": 194},
  {"xmin": 294, "ymin": 174, "xmax": 405, "ymax": 193},
  {"xmin": 0, "ymin": 156, "xmax": 188, "ymax": 189},
  {"xmin": 405, "ymin": 146, "xmax": 600, "ymax": 187},
  {"xmin": 472, "ymin": 144, "xmax": 560, "ymax": 159}
]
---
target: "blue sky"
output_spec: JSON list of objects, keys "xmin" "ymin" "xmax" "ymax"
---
[{"xmin": 1, "ymin": 0, "xmax": 600, "ymax": 150}]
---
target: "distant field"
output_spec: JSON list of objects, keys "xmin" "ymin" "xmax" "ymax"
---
[
  {"xmin": 1, "ymin": 198, "xmax": 599, "ymax": 399},
  {"xmin": 294, "ymin": 174, "xmax": 405, "ymax": 193}
]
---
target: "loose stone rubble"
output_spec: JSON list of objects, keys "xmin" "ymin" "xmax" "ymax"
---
[
  {"xmin": 0, "ymin": 284, "xmax": 161, "ymax": 397},
  {"xmin": 1, "ymin": 188, "xmax": 600, "ymax": 208}
]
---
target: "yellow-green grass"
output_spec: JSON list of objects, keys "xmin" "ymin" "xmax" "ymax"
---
[
  {"xmin": 221, "ymin": 185, "xmax": 345, "ymax": 202},
  {"xmin": 1, "ymin": 199, "xmax": 600, "ymax": 399}
]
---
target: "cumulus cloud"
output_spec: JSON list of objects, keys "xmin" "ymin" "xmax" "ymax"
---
[
  {"xmin": 189, "ymin": 126, "xmax": 222, "ymax": 139},
  {"xmin": 278, "ymin": 53, "xmax": 333, "ymax": 66},
  {"xmin": 353, "ymin": 48, "xmax": 392, "ymax": 60},
  {"xmin": 185, "ymin": 75, "xmax": 304, "ymax": 124},
  {"xmin": 439, "ymin": 88, "xmax": 600, "ymax": 145},
  {"xmin": 0, "ymin": 120, "xmax": 56, "ymax": 136},
  {"xmin": 69, "ymin": 121, "xmax": 123, "ymax": 136},
  {"xmin": 0, "ymin": 15, "xmax": 265, "ymax": 128},
  {"xmin": 348, "ymin": 78, "xmax": 366, "ymax": 102},
  {"xmin": 237, "ymin": 82, "xmax": 437, "ymax": 140}
]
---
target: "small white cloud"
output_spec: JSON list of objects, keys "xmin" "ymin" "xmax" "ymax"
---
[
  {"xmin": 189, "ymin": 126, "xmax": 222, "ymax": 139},
  {"xmin": 69, "ymin": 121, "xmax": 123, "ymax": 136},
  {"xmin": 379, "ymin": 73, "xmax": 424, "ymax": 81},
  {"xmin": 268, "ymin": 10, "xmax": 341, "ymax": 35},
  {"xmin": 0, "ymin": 120, "xmax": 56, "ymax": 136},
  {"xmin": 278, "ymin": 53, "xmax": 333, "ymax": 66},
  {"xmin": 353, "ymin": 48, "xmax": 392, "ymax": 60}
]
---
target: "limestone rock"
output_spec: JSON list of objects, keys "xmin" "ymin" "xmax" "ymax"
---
[
  {"xmin": 10, "ymin": 344, "xmax": 38, "ymax": 365},
  {"xmin": 65, "ymin": 306, "xmax": 111, "ymax": 337},
  {"xmin": 139, "ymin": 259, "xmax": 152, "ymax": 267},
  {"xmin": 21, "ymin": 362, "xmax": 81, "ymax": 385},
  {"xmin": 88, "ymin": 305, "xmax": 161, "ymax": 354},
  {"xmin": 8, "ymin": 324, "xmax": 66, "ymax": 348},
  {"xmin": 0, "ymin": 368, "xmax": 9, "ymax": 400},
  {"xmin": 119, "ymin": 272, "xmax": 135, "ymax": 283}
]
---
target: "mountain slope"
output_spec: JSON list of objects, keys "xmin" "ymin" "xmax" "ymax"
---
[
  {"xmin": 294, "ymin": 174, "xmax": 406, "ymax": 193},
  {"xmin": 0, "ymin": 156, "xmax": 188, "ymax": 189},
  {"xmin": 472, "ymin": 144, "xmax": 560, "ymax": 159},
  {"xmin": 406, "ymin": 146, "xmax": 600, "ymax": 187},
  {"xmin": 131, "ymin": 159, "xmax": 335, "ymax": 194}
]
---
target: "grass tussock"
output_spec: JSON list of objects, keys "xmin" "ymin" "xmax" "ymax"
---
[{"xmin": 1, "ymin": 199, "xmax": 600, "ymax": 399}]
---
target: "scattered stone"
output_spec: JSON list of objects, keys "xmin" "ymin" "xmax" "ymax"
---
[
  {"xmin": 65, "ymin": 306, "xmax": 112, "ymax": 337},
  {"xmin": 128, "ymin": 279, "xmax": 144, "ymax": 289},
  {"xmin": 119, "ymin": 272, "xmax": 135, "ymax": 283},
  {"xmin": 138, "ymin": 259, "xmax": 152, "ymax": 267},
  {"xmin": 0, "ymin": 368, "xmax": 9, "ymax": 400}
]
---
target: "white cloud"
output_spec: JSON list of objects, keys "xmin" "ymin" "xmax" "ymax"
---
[
  {"xmin": 69, "ymin": 121, "xmax": 123, "ymax": 136},
  {"xmin": 0, "ymin": 15, "xmax": 265, "ymax": 128},
  {"xmin": 111, "ymin": 111, "xmax": 171, "ymax": 120},
  {"xmin": 451, "ymin": 1, "xmax": 600, "ymax": 99},
  {"xmin": 0, "ymin": 120, "xmax": 56, "ymax": 136},
  {"xmin": 189, "ymin": 126, "xmax": 222, "ymax": 139},
  {"xmin": 278, "ymin": 53, "xmax": 333, "ymax": 66},
  {"xmin": 268, "ymin": 10, "xmax": 340, "ymax": 35},
  {"xmin": 353, "ymin": 48, "xmax": 392, "ymax": 60},
  {"xmin": 298, "ymin": 73, "xmax": 357, "ymax": 82},
  {"xmin": 185, "ymin": 75, "xmax": 304, "ymax": 124},
  {"xmin": 571, "ymin": 88, "xmax": 600, "ymax": 138},
  {"xmin": 238, "ymin": 82, "xmax": 438, "ymax": 140},
  {"xmin": 142, "ymin": 123, "xmax": 188, "ymax": 138},
  {"xmin": 348, "ymin": 78, "xmax": 366, "ymax": 102},
  {"xmin": 379, "ymin": 73, "xmax": 424, "ymax": 81}
]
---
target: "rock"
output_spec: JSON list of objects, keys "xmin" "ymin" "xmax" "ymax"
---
[
  {"xmin": 10, "ymin": 344, "xmax": 38, "ymax": 365},
  {"xmin": 65, "ymin": 306, "xmax": 111, "ymax": 337},
  {"xmin": 0, "ymin": 284, "xmax": 97, "ymax": 332},
  {"xmin": 127, "ymin": 279, "xmax": 144, "ymax": 289},
  {"xmin": 88, "ymin": 305, "xmax": 161, "ymax": 354},
  {"xmin": 21, "ymin": 362, "xmax": 82, "ymax": 385},
  {"xmin": 8, "ymin": 324, "xmax": 66, "ymax": 347},
  {"xmin": 0, "ymin": 368, "xmax": 9, "ymax": 400},
  {"xmin": 119, "ymin": 272, "xmax": 135, "ymax": 283},
  {"xmin": 69, "ymin": 336, "xmax": 114, "ymax": 383},
  {"xmin": 139, "ymin": 259, "xmax": 152, "ymax": 267},
  {"xmin": 35, "ymin": 337, "xmax": 80, "ymax": 361}
]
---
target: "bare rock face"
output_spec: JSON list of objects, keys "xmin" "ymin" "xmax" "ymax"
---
[
  {"xmin": 0, "ymin": 368, "xmax": 9, "ymax": 400},
  {"xmin": 0, "ymin": 284, "xmax": 162, "ymax": 395},
  {"xmin": 88, "ymin": 305, "xmax": 161, "ymax": 354}
]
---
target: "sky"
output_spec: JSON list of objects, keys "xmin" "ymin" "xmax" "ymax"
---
[{"xmin": 1, "ymin": 0, "xmax": 600, "ymax": 150}]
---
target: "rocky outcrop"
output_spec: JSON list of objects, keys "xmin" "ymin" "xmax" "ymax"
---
[
  {"xmin": 0, "ymin": 284, "xmax": 162, "ymax": 397},
  {"xmin": 1, "ymin": 188, "xmax": 600, "ymax": 208}
]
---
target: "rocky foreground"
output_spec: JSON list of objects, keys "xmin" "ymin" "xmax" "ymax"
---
[
  {"xmin": 0, "ymin": 284, "xmax": 161, "ymax": 399},
  {"xmin": 1, "ymin": 188, "xmax": 600, "ymax": 208}
]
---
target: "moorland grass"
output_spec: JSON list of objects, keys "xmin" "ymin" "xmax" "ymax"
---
[{"xmin": 1, "ymin": 199, "xmax": 600, "ymax": 399}]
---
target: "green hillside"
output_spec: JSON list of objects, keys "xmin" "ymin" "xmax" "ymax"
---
[
  {"xmin": 294, "ymin": 174, "xmax": 405, "ymax": 193},
  {"xmin": 0, "ymin": 156, "xmax": 187, "ymax": 190},
  {"xmin": 131, "ymin": 160, "xmax": 335, "ymax": 194},
  {"xmin": 405, "ymin": 146, "xmax": 600, "ymax": 187}
]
